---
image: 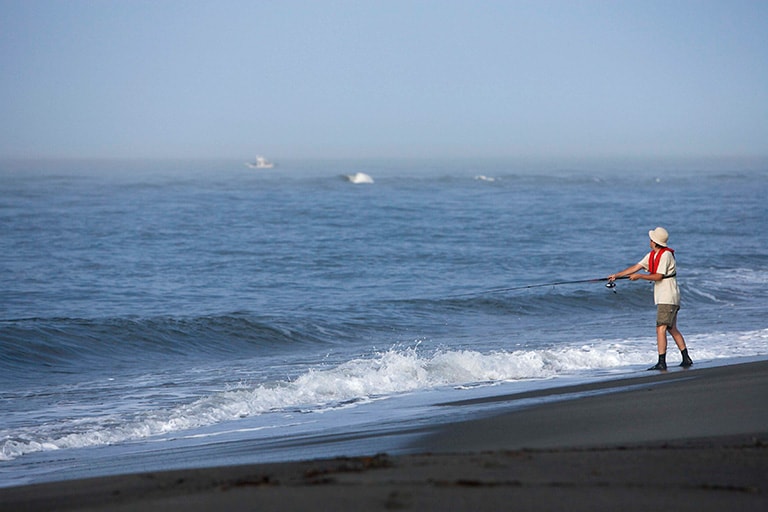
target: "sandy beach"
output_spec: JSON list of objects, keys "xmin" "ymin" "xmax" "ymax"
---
[{"xmin": 2, "ymin": 360, "xmax": 766, "ymax": 511}]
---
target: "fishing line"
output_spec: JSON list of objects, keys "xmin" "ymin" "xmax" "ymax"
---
[{"xmin": 443, "ymin": 276, "xmax": 629, "ymax": 299}]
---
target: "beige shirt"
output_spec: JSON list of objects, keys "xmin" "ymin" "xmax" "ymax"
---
[{"xmin": 638, "ymin": 250, "xmax": 680, "ymax": 305}]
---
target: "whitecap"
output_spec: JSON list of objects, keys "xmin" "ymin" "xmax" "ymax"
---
[{"xmin": 345, "ymin": 172, "xmax": 374, "ymax": 184}]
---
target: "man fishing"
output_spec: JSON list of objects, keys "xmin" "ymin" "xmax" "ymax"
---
[{"xmin": 608, "ymin": 227, "xmax": 693, "ymax": 370}]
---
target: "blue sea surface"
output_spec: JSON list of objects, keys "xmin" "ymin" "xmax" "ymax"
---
[{"xmin": 1, "ymin": 159, "xmax": 767, "ymax": 487}]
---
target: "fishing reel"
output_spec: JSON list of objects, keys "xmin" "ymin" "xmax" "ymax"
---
[{"xmin": 605, "ymin": 281, "xmax": 616, "ymax": 289}]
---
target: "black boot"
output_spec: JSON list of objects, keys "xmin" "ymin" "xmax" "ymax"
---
[
  {"xmin": 648, "ymin": 353, "xmax": 667, "ymax": 371},
  {"xmin": 680, "ymin": 348, "xmax": 693, "ymax": 367}
]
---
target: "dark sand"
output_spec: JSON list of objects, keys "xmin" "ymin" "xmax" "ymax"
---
[{"xmin": 2, "ymin": 360, "xmax": 766, "ymax": 511}]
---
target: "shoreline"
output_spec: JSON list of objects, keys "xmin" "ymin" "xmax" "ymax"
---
[
  {"xmin": 422, "ymin": 359, "xmax": 768, "ymax": 452},
  {"xmin": 1, "ymin": 360, "xmax": 766, "ymax": 511}
]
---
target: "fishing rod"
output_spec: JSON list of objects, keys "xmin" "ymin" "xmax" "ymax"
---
[{"xmin": 444, "ymin": 276, "xmax": 629, "ymax": 299}]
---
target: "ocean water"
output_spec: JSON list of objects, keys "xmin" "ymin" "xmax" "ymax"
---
[{"xmin": 1, "ymin": 159, "xmax": 767, "ymax": 487}]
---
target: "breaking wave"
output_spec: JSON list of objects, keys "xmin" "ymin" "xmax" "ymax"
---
[{"xmin": 3, "ymin": 328, "xmax": 767, "ymax": 462}]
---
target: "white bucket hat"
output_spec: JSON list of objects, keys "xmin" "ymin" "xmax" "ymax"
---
[{"xmin": 649, "ymin": 227, "xmax": 669, "ymax": 247}]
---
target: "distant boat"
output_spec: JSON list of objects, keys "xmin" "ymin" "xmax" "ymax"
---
[
  {"xmin": 345, "ymin": 172, "xmax": 374, "ymax": 184},
  {"xmin": 246, "ymin": 156, "xmax": 275, "ymax": 169}
]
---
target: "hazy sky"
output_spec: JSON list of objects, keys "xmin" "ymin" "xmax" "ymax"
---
[{"xmin": 1, "ymin": 0, "xmax": 767, "ymax": 161}]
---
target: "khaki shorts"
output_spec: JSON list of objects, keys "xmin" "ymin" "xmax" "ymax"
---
[{"xmin": 656, "ymin": 304, "xmax": 680, "ymax": 327}]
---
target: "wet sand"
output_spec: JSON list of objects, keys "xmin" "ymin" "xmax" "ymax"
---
[{"xmin": 2, "ymin": 360, "xmax": 766, "ymax": 511}]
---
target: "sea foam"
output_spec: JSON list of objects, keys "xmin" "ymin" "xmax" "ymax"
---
[{"xmin": 3, "ymin": 329, "xmax": 767, "ymax": 462}]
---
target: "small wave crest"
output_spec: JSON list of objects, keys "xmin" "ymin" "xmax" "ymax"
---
[
  {"xmin": 344, "ymin": 172, "xmax": 374, "ymax": 184},
  {"xmin": 6, "ymin": 328, "xmax": 767, "ymax": 462},
  {"xmin": 0, "ymin": 314, "xmax": 338, "ymax": 377},
  {"xmin": 412, "ymin": 271, "xmax": 766, "ymax": 316},
  {"xmin": 0, "ymin": 344, "xmax": 625, "ymax": 460},
  {"xmin": 4, "ymin": 326, "xmax": 768, "ymax": 462}
]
